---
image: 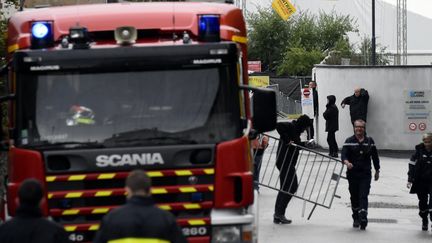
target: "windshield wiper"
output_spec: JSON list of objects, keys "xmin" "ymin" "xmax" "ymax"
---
[{"xmin": 23, "ymin": 141, "xmax": 105, "ymax": 149}]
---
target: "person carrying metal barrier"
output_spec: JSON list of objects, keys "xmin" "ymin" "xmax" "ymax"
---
[{"xmin": 273, "ymin": 114, "xmax": 313, "ymax": 224}]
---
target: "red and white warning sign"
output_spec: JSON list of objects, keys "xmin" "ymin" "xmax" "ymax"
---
[
  {"xmin": 419, "ymin": 122, "xmax": 427, "ymax": 131},
  {"xmin": 409, "ymin": 123, "xmax": 417, "ymax": 131},
  {"xmin": 301, "ymin": 87, "xmax": 314, "ymax": 118},
  {"xmin": 303, "ymin": 88, "xmax": 310, "ymax": 97}
]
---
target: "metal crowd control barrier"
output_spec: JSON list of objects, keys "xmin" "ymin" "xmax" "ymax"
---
[{"xmin": 255, "ymin": 134, "xmax": 345, "ymax": 219}]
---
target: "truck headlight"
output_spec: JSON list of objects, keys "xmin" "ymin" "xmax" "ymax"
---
[{"xmin": 212, "ymin": 226, "xmax": 241, "ymax": 243}]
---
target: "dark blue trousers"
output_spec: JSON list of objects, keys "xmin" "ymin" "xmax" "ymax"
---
[{"xmin": 348, "ymin": 175, "xmax": 371, "ymax": 224}]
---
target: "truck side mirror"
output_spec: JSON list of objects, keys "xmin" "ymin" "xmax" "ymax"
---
[{"xmin": 252, "ymin": 88, "xmax": 277, "ymax": 133}]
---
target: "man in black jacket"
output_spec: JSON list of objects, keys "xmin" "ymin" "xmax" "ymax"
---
[
  {"xmin": 407, "ymin": 133, "xmax": 432, "ymax": 231},
  {"xmin": 341, "ymin": 119, "xmax": 380, "ymax": 230},
  {"xmin": 273, "ymin": 115, "xmax": 313, "ymax": 224},
  {"xmin": 0, "ymin": 179, "xmax": 70, "ymax": 243},
  {"xmin": 93, "ymin": 170, "xmax": 187, "ymax": 243},
  {"xmin": 309, "ymin": 81, "xmax": 318, "ymax": 118},
  {"xmin": 341, "ymin": 87, "xmax": 369, "ymax": 124},
  {"xmin": 323, "ymin": 95, "xmax": 339, "ymax": 157}
]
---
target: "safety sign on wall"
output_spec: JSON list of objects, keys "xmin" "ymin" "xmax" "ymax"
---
[
  {"xmin": 301, "ymin": 87, "xmax": 314, "ymax": 118},
  {"xmin": 404, "ymin": 90, "xmax": 431, "ymax": 133}
]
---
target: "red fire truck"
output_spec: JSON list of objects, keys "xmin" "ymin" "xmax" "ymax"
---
[{"xmin": 2, "ymin": 1, "xmax": 276, "ymax": 242}]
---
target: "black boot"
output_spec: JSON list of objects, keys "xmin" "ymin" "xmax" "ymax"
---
[
  {"xmin": 353, "ymin": 219, "xmax": 360, "ymax": 228},
  {"xmin": 273, "ymin": 214, "xmax": 292, "ymax": 224},
  {"xmin": 359, "ymin": 209, "xmax": 368, "ymax": 230},
  {"xmin": 422, "ymin": 217, "xmax": 428, "ymax": 231},
  {"xmin": 352, "ymin": 210, "xmax": 359, "ymax": 228}
]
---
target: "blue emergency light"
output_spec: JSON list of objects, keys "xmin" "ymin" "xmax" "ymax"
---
[
  {"xmin": 32, "ymin": 22, "xmax": 49, "ymax": 38},
  {"xmin": 198, "ymin": 15, "xmax": 220, "ymax": 42},
  {"xmin": 31, "ymin": 21, "xmax": 54, "ymax": 49}
]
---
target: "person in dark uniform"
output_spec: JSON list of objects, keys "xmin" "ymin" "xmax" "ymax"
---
[
  {"xmin": 273, "ymin": 114, "xmax": 313, "ymax": 224},
  {"xmin": 308, "ymin": 81, "xmax": 318, "ymax": 140},
  {"xmin": 0, "ymin": 179, "xmax": 70, "ymax": 243},
  {"xmin": 252, "ymin": 134, "xmax": 269, "ymax": 191},
  {"xmin": 341, "ymin": 87, "xmax": 369, "ymax": 125},
  {"xmin": 407, "ymin": 133, "xmax": 432, "ymax": 231},
  {"xmin": 341, "ymin": 119, "xmax": 380, "ymax": 230},
  {"xmin": 309, "ymin": 81, "xmax": 318, "ymax": 118},
  {"xmin": 323, "ymin": 95, "xmax": 339, "ymax": 157},
  {"xmin": 93, "ymin": 170, "xmax": 186, "ymax": 243}
]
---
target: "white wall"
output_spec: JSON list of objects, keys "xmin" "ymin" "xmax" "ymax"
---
[{"xmin": 314, "ymin": 65, "xmax": 432, "ymax": 150}]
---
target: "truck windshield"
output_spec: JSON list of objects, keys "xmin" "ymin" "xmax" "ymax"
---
[{"xmin": 18, "ymin": 67, "xmax": 242, "ymax": 148}]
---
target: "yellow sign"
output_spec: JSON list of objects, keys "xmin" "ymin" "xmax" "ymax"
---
[
  {"xmin": 249, "ymin": 76, "xmax": 270, "ymax": 88},
  {"xmin": 272, "ymin": 0, "xmax": 297, "ymax": 21}
]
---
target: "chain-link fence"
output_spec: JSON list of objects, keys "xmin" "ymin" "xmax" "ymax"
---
[
  {"xmin": 266, "ymin": 84, "xmax": 302, "ymax": 117},
  {"xmin": 277, "ymin": 91, "xmax": 301, "ymax": 116}
]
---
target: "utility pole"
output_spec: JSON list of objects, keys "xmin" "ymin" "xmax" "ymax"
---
[{"xmin": 371, "ymin": 0, "xmax": 376, "ymax": 65}]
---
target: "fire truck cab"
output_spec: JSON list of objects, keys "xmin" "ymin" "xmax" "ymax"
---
[{"xmin": 2, "ymin": 2, "xmax": 276, "ymax": 242}]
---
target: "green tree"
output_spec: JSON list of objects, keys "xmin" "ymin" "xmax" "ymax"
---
[
  {"xmin": 247, "ymin": 8, "xmax": 292, "ymax": 72},
  {"xmin": 1, "ymin": 0, "xmax": 18, "ymax": 99},
  {"xmin": 354, "ymin": 36, "xmax": 390, "ymax": 65},
  {"xmin": 1, "ymin": 0, "xmax": 18, "ymax": 66},
  {"xmin": 246, "ymin": 8, "xmax": 358, "ymax": 75},
  {"xmin": 277, "ymin": 47, "xmax": 324, "ymax": 76},
  {"xmin": 316, "ymin": 11, "xmax": 357, "ymax": 52},
  {"xmin": 0, "ymin": 19, "xmax": 7, "ymax": 66}
]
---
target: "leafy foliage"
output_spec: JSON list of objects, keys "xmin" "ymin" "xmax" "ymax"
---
[
  {"xmin": 246, "ymin": 8, "xmax": 359, "ymax": 76},
  {"xmin": 1, "ymin": 0, "xmax": 18, "ymax": 66},
  {"xmin": 355, "ymin": 36, "xmax": 390, "ymax": 65},
  {"xmin": 247, "ymin": 8, "xmax": 293, "ymax": 72},
  {"xmin": 277, "ymin": 47, "xmax": 324, "ymax": 76}
]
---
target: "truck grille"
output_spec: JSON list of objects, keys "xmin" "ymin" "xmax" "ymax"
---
[{"xmin": 46, "ymin": 168, "xmax": 214, "ymax": 242}]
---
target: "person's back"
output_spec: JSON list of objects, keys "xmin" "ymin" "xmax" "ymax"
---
[
  {"xmin": 95, "ymin": 196, "xmax": 183, "ymax": 242},
  {"xmin": 0, "ymin": 179, "xmax": 70, "ymax": 243},
  {"xmin": 275, "ymin": 121, "xmax": 300, "ymax": 170},
  {"xmin": 0, "ymin": 209, "xmax": 69, "ymax": 243},
  {"xmin": 323, "ymin": 95, "xmax": 339, "ymax": 132},
  {"xmin": 93, "ymin": 170, "xmax": 186, "ymax": 243}
]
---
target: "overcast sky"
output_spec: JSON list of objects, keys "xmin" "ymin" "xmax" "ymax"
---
[
  {"xmin": 383, "ymin": 0, "xmax": 432, "ymax": 18},
  {"xmin": 247, "ymin": 0, "xmax": 432, "ymax": 19}
]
